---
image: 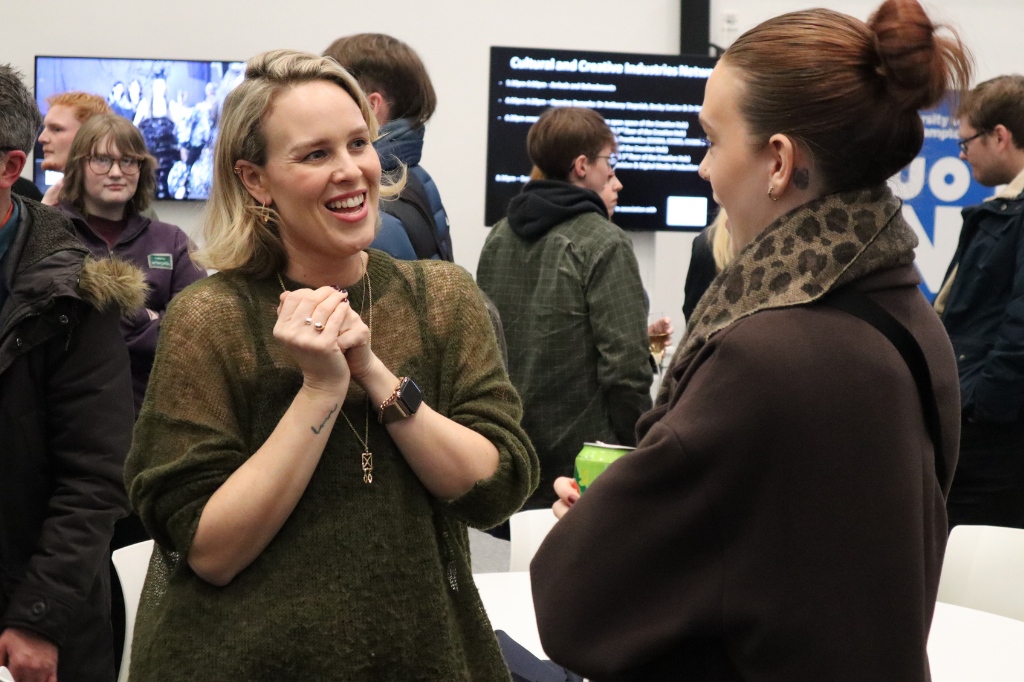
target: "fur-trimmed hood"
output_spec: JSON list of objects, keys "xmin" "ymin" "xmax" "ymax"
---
[
  {"xmin": 79, "ymin": 256, "xmax": 148, "ymax": 315},
  {"xmin": 2, "ymin": 197, "xmax": 147, "ymax": 321}
]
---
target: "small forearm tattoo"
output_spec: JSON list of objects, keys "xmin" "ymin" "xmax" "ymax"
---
[
  {"xmin": 793, "ymin": 168, "xmax": 810, "ymax": 190},
  {"xmin": 311, "ymin": 403, "xmax": 339, "ymax": 435}
]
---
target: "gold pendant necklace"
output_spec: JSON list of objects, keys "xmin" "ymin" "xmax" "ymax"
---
[{"xmin": 278, "ymin": 256, "xmax": 374, "ymax": 483}]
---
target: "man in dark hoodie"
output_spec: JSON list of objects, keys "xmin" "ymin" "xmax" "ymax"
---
[{"xmin": 478, "ymin": 107, "xmax": 652, "ymax": 510}]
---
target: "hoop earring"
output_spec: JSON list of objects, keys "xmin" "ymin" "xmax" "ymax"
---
[{"xmin": 767, "ymin": 186, "xmax": 780, "ymax": 202}]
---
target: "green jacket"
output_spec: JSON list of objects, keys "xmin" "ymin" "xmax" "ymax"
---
[{"xmin": 479, "ymin": 182, "xmax": 652, "ymax": 509}]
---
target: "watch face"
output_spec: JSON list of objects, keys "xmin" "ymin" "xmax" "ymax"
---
[{"xmin": 399, "ymin": 377, "xmax": 423, "ymax": 415}]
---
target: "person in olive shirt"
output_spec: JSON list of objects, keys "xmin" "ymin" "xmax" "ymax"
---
[{"xmin": 478, "ymin": 106, "xmax": 652, "ymax": 510}]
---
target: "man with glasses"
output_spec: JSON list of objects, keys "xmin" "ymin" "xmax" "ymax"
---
[
  {"xmin": 0, "ymin": 65, "xmax": 137, "ymax": 682},
  {"xmin": 478, "ymin": 107, "xmax": 652, "ymax": 516},
  {"xmin": 935, "ymin": 74, "xmax": 1024, "ymax": 529}
]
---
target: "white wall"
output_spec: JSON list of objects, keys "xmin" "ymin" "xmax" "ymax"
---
[{"xmin": 8, "ymin": 0, "xmax": 1024, "ymax": 325}]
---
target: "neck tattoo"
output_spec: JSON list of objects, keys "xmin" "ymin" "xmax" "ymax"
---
[
  {"xmin": 278, "ymin": 256, "xmax": 375, "ymax": 483},
  {"xmin": 793, "ymin": 168, "xmax": 810, "ymax": 191}
]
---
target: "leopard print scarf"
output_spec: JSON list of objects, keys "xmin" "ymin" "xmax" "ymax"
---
[{"xmin": 657, "ymin": 184, "xmax": 918, "ymax": 404}]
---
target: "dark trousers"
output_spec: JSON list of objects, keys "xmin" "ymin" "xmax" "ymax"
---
[{"xmin": 947, "ymin": 420, "xmax": 1024, "ymax": 530}]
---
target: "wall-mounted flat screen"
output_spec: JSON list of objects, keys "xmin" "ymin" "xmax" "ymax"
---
[
  {"xmin": 34, "ymin": 55, "xmax": 246, "ymax": 201},
  {"xmin": 485, "ymin": 46, "xmax": 717, "ymax": 231}
]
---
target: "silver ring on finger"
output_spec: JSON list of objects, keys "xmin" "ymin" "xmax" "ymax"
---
[
  {"xmin": 313, "ymin": 321, "xmax": 325, "ymax": 332},
  {"xmin": 304, "ymin": 317, "xmax": 313, "ymax": 326}
]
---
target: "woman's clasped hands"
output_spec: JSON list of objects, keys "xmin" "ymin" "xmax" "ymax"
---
[{"xmin": 274, "ymin": 285, "xmax": 372, "ymax": 395}]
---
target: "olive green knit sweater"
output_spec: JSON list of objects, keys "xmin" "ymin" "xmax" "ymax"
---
[{"xmin": 124, "ymin": 249, "xmax": 539, "ymax": 680}]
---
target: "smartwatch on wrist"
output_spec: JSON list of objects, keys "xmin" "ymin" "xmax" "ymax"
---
[{"xmin": 378, "ymin": 376, "xmax": 423, "ymax": 424}]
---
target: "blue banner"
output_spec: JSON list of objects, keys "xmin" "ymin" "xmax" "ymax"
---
[{"xmin": 890, "ymin": 99, "xmax": 992, "ymax": 301}]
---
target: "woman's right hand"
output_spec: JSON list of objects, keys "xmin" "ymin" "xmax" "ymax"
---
[
  {"xmin": 552, "ymin": 476, "xmax": 580, "ymax": 519},
  {"xmin": 275, "ymin": 286, "xmax": 352, "ymax": 397}
]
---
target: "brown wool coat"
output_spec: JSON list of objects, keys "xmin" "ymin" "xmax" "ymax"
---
[{"xmin": 531, "ymin": 263, "xmax": 960, "ymax": 681}]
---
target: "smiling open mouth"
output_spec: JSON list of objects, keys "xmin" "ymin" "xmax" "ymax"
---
[{"xmin": 326, "ymin": 194, "xmax": 365, "ymax": 213}]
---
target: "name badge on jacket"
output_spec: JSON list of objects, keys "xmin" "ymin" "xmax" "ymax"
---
[{"xmin": 148, "ymin": 254, "xmax": 173, "ymax": 270}]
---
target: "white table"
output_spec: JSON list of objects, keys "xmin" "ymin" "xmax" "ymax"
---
[
  {"xmin": 474, "ymin": 571, "xmax": 547, "ymax": 659},
  {"xmin": 929, "ymin": 602, "xmax": 1024, "ymax": 681},
  {"xmin": 473, "ymin": 572, "xmax": 1024, "ymax": 679}
]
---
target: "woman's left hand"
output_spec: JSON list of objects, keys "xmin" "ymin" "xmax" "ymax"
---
[{"xmin": 337, "ymin": 303, "xmax": 374, "ymax": 380}]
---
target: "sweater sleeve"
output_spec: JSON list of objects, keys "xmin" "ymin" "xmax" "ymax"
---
[
  {"xmin": 123, "ymin": 281, "xmax": 249, "ymax": 555},
  {"xmin": 586, "ymin": 235, "xmax": 653, "ymax": 445},
  {"xmin": 434, "ymin": 266, "xmax": 540, "ymax": 528}
]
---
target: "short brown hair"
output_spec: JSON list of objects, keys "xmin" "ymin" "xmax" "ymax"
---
[
  {"xmin": 722, "ymin": 0, "xmax": 972, "ymax": 193},
  {"xmin": 958, "ymin": 75, "xmax": 1024, "ymax": 150},
  {"xmin": 527, "ymin": 108, "xmax": 615, "ymax": 182},
  {"xmin": 324, "ymin": 33, "xmax": 436, "ymax": 127},
  {"xmin": 62, "ymin": 114, "xmax": 156, "ymax": 217},
  {"xmin": 46, "ymin": 91, "xmax": 112, "ymax": 122}
]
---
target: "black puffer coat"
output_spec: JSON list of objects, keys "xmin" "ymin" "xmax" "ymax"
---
[{"xmin": 0, "ymin": 197, "xmax": 142, "ymax": 682}]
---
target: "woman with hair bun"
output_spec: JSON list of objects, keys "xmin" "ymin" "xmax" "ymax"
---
[{"xmin": 532, "ymin": 1, "xmax": 971, "ymax": 679}]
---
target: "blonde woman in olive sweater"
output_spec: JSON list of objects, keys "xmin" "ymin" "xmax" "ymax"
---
[{"xmin": 123, "ymin": 50, "xmax": 537, "ymax": 680}]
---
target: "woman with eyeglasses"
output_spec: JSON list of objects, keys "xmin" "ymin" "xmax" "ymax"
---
[{"xmin": 58, "ymin": 113, "xmax": 206, "ymax": 416}]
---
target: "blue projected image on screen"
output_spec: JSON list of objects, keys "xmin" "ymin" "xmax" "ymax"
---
[{"xmin": 35, "ymin": 56, "xmax": 245, "ymax": 201}]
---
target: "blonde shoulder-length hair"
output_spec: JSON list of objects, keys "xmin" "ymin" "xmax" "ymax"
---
[
  {"xmin": 707, "ymin": 208, "xmax": 734, "ymax": 271},
  {"xmin": 195, "ymin": 49, "xmax": 403, "ymax": 277}
]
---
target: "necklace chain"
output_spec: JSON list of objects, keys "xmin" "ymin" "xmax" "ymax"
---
[{"xmin": 278, "ymin": 255, "xmax": 374, "ymax": 483}]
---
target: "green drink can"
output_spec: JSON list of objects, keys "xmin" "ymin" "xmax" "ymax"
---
[{"xmin": 574, "ymin": 442, "xmax": 635, "ymax": 494}]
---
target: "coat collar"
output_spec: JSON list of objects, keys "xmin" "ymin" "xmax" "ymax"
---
[
  {"xmin": 658, "ymin": 185, "xmax": 918, "ymax": 404},
  {"xmin": 58, "ymin": 201, "xmax": 151, "ymax": 247},
  {"xmin": 992, "ymin": 165, "xmax": 1024, "ymax": 200},
  {"xmin": 374, "ymin": 118, "xmax": 423, "ymax": 172}
]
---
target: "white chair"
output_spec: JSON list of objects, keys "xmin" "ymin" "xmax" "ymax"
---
[
  {"xmin": 937, "ymin": 525, "xmax": 1024, "ymax": 622},
  {"xmin": 508, "ymin": 509, "xmax": 559, "ymax": 572},
  {"xmin": 111, "ymin": 539, "xmax": 155, "ymax": 682}
]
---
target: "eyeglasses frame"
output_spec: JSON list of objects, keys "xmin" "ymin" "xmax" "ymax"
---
[
  {"xmin": 958, "ymin": 130, "xmax": 988, "ymax": 154},
  {"xmin": 87, "ymin": 154, "xmax": 142, "ymax": 176}
]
